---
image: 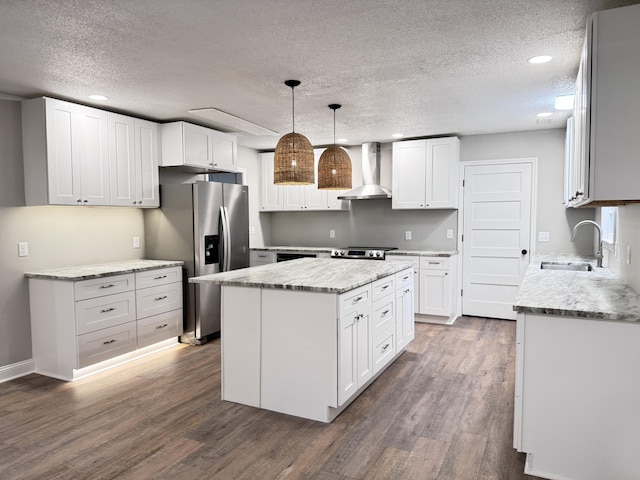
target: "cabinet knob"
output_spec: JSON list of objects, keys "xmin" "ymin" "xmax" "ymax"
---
[{"xmin": 521, "ymin": 249, "xmax": 528, "ymax": 255}]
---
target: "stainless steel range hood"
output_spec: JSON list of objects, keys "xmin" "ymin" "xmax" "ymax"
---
[{"xmin": 338, "ymin": 143, "xmax": 392, "ymax": 200}]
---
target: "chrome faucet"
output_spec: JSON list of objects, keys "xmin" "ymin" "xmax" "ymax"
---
[{"xmin": 571, "ymin": 220, "xmax": 603, "ymax": 268}]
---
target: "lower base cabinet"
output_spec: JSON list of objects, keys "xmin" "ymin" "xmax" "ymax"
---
[{"xmin": 28, "ymin": 265, "xmax": 183, "ymax": 381}]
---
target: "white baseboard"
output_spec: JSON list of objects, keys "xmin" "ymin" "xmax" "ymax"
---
[{"xmin": 0, "ymin": 359, "xmax": 34, "ymax": 383}]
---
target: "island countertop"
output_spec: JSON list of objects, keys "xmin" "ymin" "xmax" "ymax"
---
[
  {"xmin": 189, "ymin": 257, "xmax": 414, "ymax": 294},
  {"xmin": 25, "ymin": 259, "xmax": 184, "ymax": 281},
  {"xmin": 514, "ymin": 254, "xmax": 640, "ymax": 322}
]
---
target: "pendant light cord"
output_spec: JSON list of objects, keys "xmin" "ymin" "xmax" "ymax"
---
[{"xmin": 291, "ymin": 85, "xmax": 295, "ymax": 133}]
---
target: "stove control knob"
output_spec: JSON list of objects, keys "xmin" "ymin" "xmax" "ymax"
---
[{"xmin": 375, "ymin": 251, "xmax": 381, "ymax": 257}]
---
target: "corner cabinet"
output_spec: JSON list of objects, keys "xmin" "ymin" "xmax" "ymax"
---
[
  {"xmin": 392, "ymin": 137, "xmax": 460, "ymax": 209},
  {"xmin": 160, "ymin": 121, "xmax": 237, "ymax": 173},
  {"xmin": 567, "ymin": 4, "xmax": 640, "ymax": 206},
  {"xmin": 259, "ymin": 150, "xmax": 350, "ymax": 212},
  {"xmin": 21, "ymin": 97, "xmax": 160, "ymax": 208},
  {"xmin": 28, "ymin": 265, "xmax": 183, "ymax": 381}
]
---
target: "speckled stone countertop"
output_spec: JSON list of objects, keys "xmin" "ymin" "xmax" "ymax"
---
[
  {"xmin": 514, "ymin": 254, "xmax": 640, "ymax": 322},
  {"xmin": 25, "ymin": 259, "xmax": 184, "ymax": 281},
  {"xmin": 190, "ymin": 258, "xmax": 414, "ymax": 294},
  {"xmin": 251, "ymin": 246, "xmax": 457, "ymax": 257}
]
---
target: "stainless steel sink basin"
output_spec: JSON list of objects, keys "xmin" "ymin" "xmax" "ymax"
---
[{"xmin": 540, "ymin": 262, "xmax": 594, "ymax": 271}]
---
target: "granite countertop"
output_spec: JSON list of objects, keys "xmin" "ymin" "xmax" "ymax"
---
[
  {"xmin": 25, "ymin": 259, "xmax": 184, "ymax": 281},
  {"xmin": 251, "ymin": 246, "xmax": 458, "ymax": 256},
  {"xmin": 190, "ymin": 257, "xmax": 414, "ymax": 294},
  {"xmin": 514, "ymin": 253, "xmax": 640, "ymax": 322}
]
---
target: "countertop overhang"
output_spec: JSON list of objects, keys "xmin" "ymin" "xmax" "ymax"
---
[
  {"xmin": 25, "ymin": 259, "xmax": 184, "ymax": 281},
  {"xmin": 189, "ymin": 258, "xmax": 414, "ymax": 294},
  {"xmin": 514, "ymin": 254, "xmax": 640, "ymax": 322}
]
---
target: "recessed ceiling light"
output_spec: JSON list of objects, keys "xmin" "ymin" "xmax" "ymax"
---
[
  {"xmin": 392, "ymin": 133, "xmax": 404, "ymax": 139},
  {"xmin": 88, "ymin": 94, "xmax": 109, "ymax": 101},
  {"xmin": 554, "ymin": 94, "xmax": 575, "ymax": 110},
  {"xmin": 536, "ymin": 112, "xmax": 553, "ymax": 118},
  {"xmin": 527, "ymin": 55, "xmax": 552, "ymax": 64},
  {"xmin": 336, "ymin": 138, "xmax": 348, "ymax": 144}
]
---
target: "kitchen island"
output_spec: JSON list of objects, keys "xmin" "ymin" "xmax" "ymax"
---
[
  {"xmin": 190, "ymin": 258, "xmax": 414, "ymax": 422},
  {"xmin": 513, "ymin": 254, "xmax": 640, "ymax": 480}
]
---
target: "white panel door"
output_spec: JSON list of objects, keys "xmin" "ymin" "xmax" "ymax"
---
[
  {"xmin": 108, "ymin": 113, "xmax": 136, "ymax": 206},
  {"xmin": 462, "ymin": 162, "xmax": 532, "ymax": 320},
  {"xmin": 135, "ymin": 119, "xmax": 160, "ymax": 207}
]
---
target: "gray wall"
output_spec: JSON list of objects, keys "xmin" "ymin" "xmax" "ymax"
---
[
  {"xmin": 601, "ymin": 204, "xmax": 640, "ymax": 293},
  {"xmin": 0, "ymin": 100, "xmax": 145, "ymax": 370}
]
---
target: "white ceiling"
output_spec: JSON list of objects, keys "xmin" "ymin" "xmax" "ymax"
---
[{"xmin": 1, "ymin": 0, "xmax": 639, "ymax": 150}]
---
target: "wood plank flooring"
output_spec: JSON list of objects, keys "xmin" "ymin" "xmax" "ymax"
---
[{"xmin": 0, "ymin": 317, "xmax": 541, "ymax": 479}]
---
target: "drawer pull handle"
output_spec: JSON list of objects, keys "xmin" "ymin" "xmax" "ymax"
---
[
  {"xmin": 428, "ymin": 261, "xmax": 440, "ymax": 265},
  {"xmin": 102, "ymin": 339, "xmax": 116, "ymax": 345},
  {"xmin": 402, "ymin": 276, "xmax": 409, "ymax": 281},
  {"xmin": 352, "ymin": 296, "xmax": 363, "ymax": 304},
  {"xmin": 404, "ymin": 289, "xmax": 410, "ymax": 294},
  {"xmin": 100, "ymin": 307, "xmax": 116, "ymax": 313},
  {"xmin": 354, "ymin": 313, "xmax": 364, "ymax": 321},
  {"xmin": 100, "ymin": 284, "xmax": 115, "ymax": 289},
  {"xmin": 156, "ymin": 323, "xmax": 169, "ymax": 329},
  {"xmin": 381, "ymin": 285, "xmax": 389, "ymax": 290},
  {"xmin": 155, "ymin": 295, "xmax": 168, "ymax": 301},
  {"xmin": 382, "ymin": 343, "xmax": 390, "ymax": 351},
  {"xmin": 154, "ymin": 275, "xmax": 167, "ymax": 280},
  {"xmin": 382, "ymin": 309, "xmax": 390, "ymax": 316}
]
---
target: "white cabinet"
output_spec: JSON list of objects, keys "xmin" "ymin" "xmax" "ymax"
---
[
  {"xmin": 567, "ymin": 4, "xmax": 640, "ymax": 206},
  {"xmin": 250, "ymin": 250, "xmax": 276, "ymax": 266},
  {"xmin": 259, "ymin": 150, "xmax": 350, "ymax": 211},
  {"xmin": 392, "ymin": 137, "xmax": 460, "ymax": 209},
  {"xmin": 418, "ymin": 257, "xmax": 451, "ymax": 317},
  {"xmin": 28, "ymin": 265, "xmax": 183, "ymax": 381},
  {"xmin": 160, "ymin": 121, "xmax": 237, "ymax": 172},
  {"xmin": 395, "ymin": 269, "xmax": 415, "ymax": 350},
  {"xmin": 22, "ymin": 97, "xmax": 111, "ymax": 206},
  {"xmin": 108, "ymin": 114, "xmax": 160, "ymax": 207}
]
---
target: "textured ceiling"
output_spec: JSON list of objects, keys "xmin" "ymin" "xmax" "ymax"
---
[{"xmin": 1, "ymin": 0, "xmax": 639, "ymax": 150}]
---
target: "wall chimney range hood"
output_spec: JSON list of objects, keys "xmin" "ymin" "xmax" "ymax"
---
[{"xmin": 337, "ymin": 143, "xmax": 391, "ymax": 200}]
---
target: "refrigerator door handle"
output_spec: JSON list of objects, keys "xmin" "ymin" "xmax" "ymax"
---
[{"xmin": 220, "ymin": 206, "xmax": 231, "ymax": 271}]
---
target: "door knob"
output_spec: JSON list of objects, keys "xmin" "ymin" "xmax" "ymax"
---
[{"xmin": 521, "ymin": 249, "xmax": 528, "ymax": 255}]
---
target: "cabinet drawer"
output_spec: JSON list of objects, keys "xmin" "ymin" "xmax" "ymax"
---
[
  {"xmin": 373, "ymin": 326, "xmax": 396, "ymax": 375},
  {"xmin": 338, "ymin": 285, "xmax": 371, "ymax": 318},
  {"xmin": 136, "ymin": 282, "xmax": 183, "ymax": 319},
  {"xmin": 250, "ymin": 250, "xmax": 276, "ymax": 265},
  {"xmin": 372, "ymin": 297, "xmax": 395, "ymax": 338},
  {"xmin": 75, "ymin": 291, "xmax": 136, "ymax": 335},
  {"xmin": 135, "ymin": 266, "xmax": 182, "ymax": 289},
  {"xmin": 137, "ymin": 309, "xmax": 183, "ymax": 348},
  {"xmin": 372, "ymin": 275, "xmax": 395, "ymax": 302},
  {"xmin": 395, "ymin": 268, "xmax": 413, "ymax": 289},
  {"xmin": 77, "ymin": 321, "xmax": 137, "ymax": 368},
  {"xmin": 419, "ymin": 257, "xmax": 450, "ymax": 270},
  {"xmin": 74, "ymin": 274, "xmax": 135, "ymax": 301}
]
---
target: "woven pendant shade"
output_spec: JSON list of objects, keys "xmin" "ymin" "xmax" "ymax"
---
[
  {"xmin": 318, "ymin": 146, "xmax": 352, "ymax": 189},
  {"xmin": 318, "ymin": 104, "xmax": 352, "ymax": 190},
  {"xmin": 274, "ymin": 132, "xmax": 315, "ymax": 185},
  {"xmin": 274, "ymin": 80, "xmax": 315, "ymax": 185}
]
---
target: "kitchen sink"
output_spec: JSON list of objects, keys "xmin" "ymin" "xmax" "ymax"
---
[{"xmin": 540, "ymin": 262, "xmax": 594, "ymax": 272}]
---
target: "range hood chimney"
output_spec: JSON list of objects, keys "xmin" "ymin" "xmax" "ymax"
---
[{"xmin": 337, "ymin": 143, "xmax": 391, "ymax": 200}]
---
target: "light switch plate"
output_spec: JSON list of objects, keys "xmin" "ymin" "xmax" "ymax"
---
[
  {"xmin": 329, "ymin": 229, "xmax": 335, "ymax": 239},
  {"xmin": 446, "ymin": 229, "xmax": 454, "ymax": 239},
  {"xmin": 405, "ymin": 231, "xmax": 412, "ymax": 241},
  {"xmin": 18, "ymin": 242, "xmax": 29, "ymax": 257},
  {"xmin": 133, "ymin": 236, "xmax": 141, "ymax": 249},
  {"xmin": 538, "ymin": 232, "xmax": 550, "ymax": 242}
]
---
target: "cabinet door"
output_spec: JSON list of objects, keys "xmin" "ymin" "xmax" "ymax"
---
[
  {"xmin": 44, "ymin": 98, "xmax": 82, "ymax": 205},
  {"xmin": 396, "ymin": 283, "xmax": 415, "ymax": 349},
  {"xmin": 134, "ymin": 119, "xmax": 160, "ymax": 207},
  {"xmin": 419, "ymin": 269, "xmax": 450, "ymax": 316},
  {"xmin": 260, "ymin": 153, "xmax": 283, "ymax": 210},
  {"xmin": 338, "ymin": 309, "xmax": 372, "ymax": 406},
  {"xmin": 108, "ymin": 113, "xmax": 136, "ymax": 206},
  {"xmin": 425, "ymin": 137, "xmax": 459, "ymax": 208},
  {"xmin": 183, "ymin": 123, "xmax": 212, "ymax": 168},
  {"xmin": 77, "ymin": 105, "xmax": 110, "ymax": 205},
  {"xmin": 210, "ymin": 130, "xmax": 237, "ymax": 172},
  {"xmin": 283, "ymin": 185, "xmax": 305, "ymax": 210},
  {"xmin": 392, "ymin": 140, "xmax": 426, "ymax": 209},
  {"xmin": 304, "ymin": 150, "xmax": 327, "ymax": 210}
]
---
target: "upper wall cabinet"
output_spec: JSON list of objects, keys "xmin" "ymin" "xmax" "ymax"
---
[
  {"xmin": 392, "ymin": 137, "xmax": 460, "ymax": 209},
  {"xmin": 22, "ymin": 97, "xmax": 111, "ymax": 206},
  {"xmin": 21, "ymin": 97, "xmax": 160, "ymax": 208},
  {"xmin": 108, "ymin": 114, "xmax": 160, "ymax": 207},
  {"xmin": 259, "ymin": 150, "xmax": 350, "ymax": 212},
  {"xmin": 567, "ymin": 4, "xmax": 640, "ymax": 207},
  {"xmin": 160, "ymin": 121, "xmax": 237, "ymax": 173}
]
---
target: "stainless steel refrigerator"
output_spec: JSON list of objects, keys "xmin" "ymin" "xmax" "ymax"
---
[{"xmin": 144, "ymin": 181, "xmax": 249, "ymax": 344}]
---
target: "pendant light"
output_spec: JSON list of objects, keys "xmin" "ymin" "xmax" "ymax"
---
[
  {"xmin": 318, "ymin": 104, "xmax": 352, "ymax": 190},
  {"xmin": 274, "ymin": 80, "xmax": 315, "ymax": 185}
]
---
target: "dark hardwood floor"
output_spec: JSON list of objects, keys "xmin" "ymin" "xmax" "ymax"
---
[{"xmin": 0, "ymin": 317, "xmax": 541, "ymax": 479}]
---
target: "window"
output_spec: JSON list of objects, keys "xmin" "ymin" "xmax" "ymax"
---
[{"xmin": 601, "ymin": 207, "xmax": 617, "ymax": 247}]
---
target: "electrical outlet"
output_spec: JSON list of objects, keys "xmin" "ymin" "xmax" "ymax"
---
[
  {"xmin": 538, "ymin": 231, "xmax": 550, "ymax": 242},
  {"xmin": 133, "ymin": 236, "xmax": 141, "ymax": 249},
  {"xmin": 18, "ymin": 242, "xmax": 29, "ymax": 257},
  {"xmin": 405, "ymin": 231, "xmax": 412, "ymax": 241},
  {"xmin": 249, "ymin": 226, "xmax": 256, "ymax": 235},
  {"xmin": 329, "ymin": 229, "xmax": 335, "ymax": 239},
  {"xmin": 446, "ymin": 229, "xmax": 453, "ymax": 239}
]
